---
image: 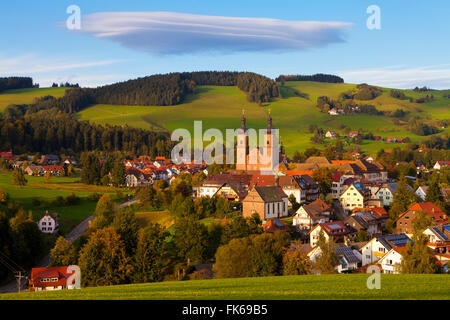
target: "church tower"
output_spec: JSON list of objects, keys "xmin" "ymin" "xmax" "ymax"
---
[
  {"xmin": 236, "ymin": 111, "xmax": 248, "ymax": 171},
  {"xmin": 261, "ymin": 112, "xmax": 273, "ymax": 171}
]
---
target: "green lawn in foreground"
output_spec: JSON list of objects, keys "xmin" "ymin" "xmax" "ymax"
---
[
  {"xmin": 1, "ymin": 274, "xmax": 449, "ymax": 300},
  {"xmin": 0, "ymin": 87, "xmax": 67, "ymax": 111},
  {"xmin": 76, "ymin": 83, "xmax": 450, "ymax": 156}
]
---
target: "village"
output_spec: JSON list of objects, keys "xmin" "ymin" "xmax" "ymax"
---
[{"xmin": 0, "ymin": 114, "xmax": 448, "ymax": 293}]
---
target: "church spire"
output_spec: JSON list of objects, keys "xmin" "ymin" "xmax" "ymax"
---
[
  {"xmin": 241, "ymin": 109, "xmax": 246, "ymax": 130},
  {"xmin": 267, "ymin": 108, "xmax": 272, "ymax": 134}
]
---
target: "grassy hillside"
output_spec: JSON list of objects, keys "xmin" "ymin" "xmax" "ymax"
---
[
  {"xmin": 1, "ymin": 83, "xmax": 447, "ymax": 156},
  {"xmin": 0, "ymin": 172, "xmax": 121, "ymax": 233},
  {"xmin": 0, "ymin": 87, "xmax": 67, "ymax": 111},
  {"xmin": 76, "ymin": 82, "xmax": 450, "ymax": 156},
  {"xmin": 1, "ymin": 274, "xmax": 449, "ymax": 300}
]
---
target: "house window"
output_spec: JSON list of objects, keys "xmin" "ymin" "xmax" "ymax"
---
[{"xmin": 42, "ymin": 222, "xmax": 46, "ymax": 226}]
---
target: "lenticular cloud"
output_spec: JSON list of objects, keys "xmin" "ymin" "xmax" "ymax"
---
[{"xmin": 77, "ymin": 11, "xmax": 352, "ymax": 55}]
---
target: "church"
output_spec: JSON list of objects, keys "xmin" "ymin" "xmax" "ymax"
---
[{"xmin": 235, "ymin": 112, "xmax": 279, "ymax": 174}]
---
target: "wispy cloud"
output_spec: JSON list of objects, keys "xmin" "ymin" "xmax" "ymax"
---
[
  {"xmin": 339, "ymin": 65, "xmax": 450, "ymax": 89},
  {"xmin": 0, "ymin": 53, "xmax": 124, "ymax": 75},
  {"xmin": 75, "ymin": 11, "xmax": 352, "ymax": 55}
]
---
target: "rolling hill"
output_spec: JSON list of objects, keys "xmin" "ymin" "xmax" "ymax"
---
[
  {"xmin": 76, "ymin": 81, "xmax": 450, "ymax": 155},
  {"xmin": 0, "ymin": 87, "xmax": 67, "ymax": 111},
  {"xmin": 1, "ymin": 274, "xmax": 449, "ymax": 300}
]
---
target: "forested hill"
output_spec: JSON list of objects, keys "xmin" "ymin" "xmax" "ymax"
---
[
  {"xmin": 91, "ymin": 71, "xmax": 279, "ymax": 106},
  {"xmin": 276, "ymin": 74, "xmax": 344, "ymax": 83},
  {"xmin": 17, "ymin": 71, "xmax": 279, "ymax": 114},
  {"xmin": 0, "ymin": 77, "xmax": 34, "ymax": 92}
]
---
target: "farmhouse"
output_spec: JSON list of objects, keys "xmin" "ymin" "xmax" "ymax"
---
[
  {"xmin": 242, "ymin": 186, "xmax": 288, "ymax": 221},
  {"xmin": 38, "ymin": 211, "xmax": 59, "ymax": 234},
  {"xmin": 433, "ymin": 161, "xmax": 449, "ymax": 171},
  {"xmin": 29, "ymin": 266, "xmax": 76, "ymax": 291},
  {"xmin": 325, "ymin": 130, "xmax": 337, "ymax": 139}
]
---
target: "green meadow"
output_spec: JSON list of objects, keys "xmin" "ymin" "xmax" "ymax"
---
[
  {"xmin": 76, "ymin": 82, "xmax": 450, "ymax": 156},
  {"xmin": 0, "ymin": 87, "xmax": 67, "ymax": 111},
  {"xmin": 0, "ymin": 172, "xmax": 121, "ymax": 234},
  {"xmin": 1, "ymin": 274, "xmax": 449, "ymax": 300}
]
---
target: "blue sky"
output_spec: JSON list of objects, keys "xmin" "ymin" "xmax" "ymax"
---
[{"xmin": 1, "ymin": 0, "xmax": 450, "ymax": 88}]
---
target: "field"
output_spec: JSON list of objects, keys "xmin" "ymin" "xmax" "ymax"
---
[
  {"xmin": 76, "ymin": 82, "xmax": 450, "ymax": 156},
  {"xmin": 0, "ymin": 172, "xmax": 121, "ymax": 234},
  {"xmin": 0, "ymin": 87, "xmax": 67, "ymax": 111},
  {"xmin": 1, "ymin": 274, "xmax": 449, "ymax": 300}
]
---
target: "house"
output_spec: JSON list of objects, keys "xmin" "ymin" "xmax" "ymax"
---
[
  {"xmin": 38, "ymin": 211, "xmax": 59, "ymax": 234},
  {"xmin": 309, "ymin": 221, "xmax": 353, "ymax": 247},
  {"xmin": 336, "ymin": 246, "xmax": 362, "ymax": 273},
  {"xmin": 0, "ymin": 152, "xmax": 14, "ymax": 161},
  {"xmin": 325, "ymin": 130, "xmax": 337, "ymax": 139},
  {"xmin": 415, "ymin": 186, "xmax": 428, "ymax": 201},
  {"xmin": 375, "ymin": 183, "xmax": 412, "ymax": 207},
  {"xmin": 197, "ymin": 174, "xmax": 251, "ymax": 201},
  {"xmin": 360, "ymin": 234, "xmax": 412, "ymax": 266},
  {"xmin": 424, "ymin": 226, "xmax": 449, "ymax": 246},
  {"xmin": 395, "ymin": 202, "xmax": 448, "ymax": 236},
  {"xmin": 42, "ymin": 165, "xmax": 65, "ymax": 176},
  {"xmin": 378, "ymin": 247, "xmax": 406, "ymax": 274},
  {"xmin": 339, "ymin": 183, "xmax": 369, "ymax": 212},
  {"xmin": 351, "ymin": 150, "xmax": 361, "ymax": 159},
  {"xmin": 348, "ymin": 131, "xmax": 359, "ymax": 138},
  {"xmin": 308, "ymin": 244, "xmax": 362, "ymax": 273},
  {"xmin": 345, "ymin": 210, "xmax": 380, "ymax": 237},
  {"xmin": 293, "ymin": 199, "xmax": 331, "ymax": 230},
  {"xmin": 250, "ymin": 174, "xmax": 305, "ymax": 204},
  {"xmin": 433, "ymin": 161, "xmax": 450, "ymax": 171},
  {"xmin": 40, "ymin": 154, "xmax": 60, "ymax": 165},
  {"xmin": 125, "ymin": 167, "xmax": 153, "ymax": 187},
  {"xmin": 24, "ymin": 165, "xmax": 44, "ymax": 176},
  {"xmin": 29, "ymin": 266, "xmax": 76, "ymax": 291},
  {"xmin": 296, "ymin": 174, "xmax": 319, "ymax": 202},
  {"xmin": 386, "ymin": 137, "xmax": 397, "ymax": 143},
  {"xmin": 328, "ymin": 108, "xmax": 339, "ymax": 115},
  {"xmin": 242, "ymin": 186, "xmax": 289, "ymax": 221},
  {"xmin": 263, "ymin": 218, "xmax": 290, "ymax": 233}
]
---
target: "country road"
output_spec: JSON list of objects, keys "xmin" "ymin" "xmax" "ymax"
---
[{"xmin": 0, "ymin": 198, "xmax": 138, "ymax": 294}]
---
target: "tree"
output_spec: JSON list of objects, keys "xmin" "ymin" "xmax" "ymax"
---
[
  {"xmin": 111, "ymin": 208, "xmax": 139, "ymax": 256},
  {"xmin": 283, "ymin": 241, "xmax": 312, "ymax": 275},
  {"xmin": 288, "ymin": 194, "xmax": 300, "ymax": 212},
  {"xmin": 173, "ymin": 217, "xmax": 208, "ymax": 265},
  {"xmin": 213, "ymin": 237, "xmax": 253, "ymax": 278},
  {"xmin": 12, "ymin": 168, "xmax": 27, "ymax": 187},
  {"xmin": 91, "ymin": 194, "xmax": 115, "ymax": 229},
  {"xmin": 44, "ymin": 171, "xmax": 51, "ymax": 182},
  {"xmin": 133, "ymin": 223, "xmax": 167, "ymax": 283},
  {"xmin": 312, "ymin": 167, "xmax": 333, "ymax": 195},
  {"xmin": 425, "ymin": 173, "xmax": 445, "ymax": 210},
  {"xmin": 78, "ymin": 227, "xmax": 132, "ymax": 286},
  {"xmin": 400, "ymin": 210, "xmax": 439, "ymax": 274},
  {"xmin": 50, "ymin": 236, "xmax": 78, "ymax": 266},
  {"xmin": 111, "ymin": 156, "xmax": 126, "ymax": 187},
  {"xmin": 314, "ymin": 231, "xmax": 338, "ymax": 274},
  {"xmin": 389, "ymin": 175, "xmax": 417, "ymax": 221}
]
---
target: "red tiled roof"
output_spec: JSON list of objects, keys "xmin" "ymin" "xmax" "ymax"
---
[
  {"xmin": 407, "ymin": 202, "xmax": 448, "ymax": 224},
  {"xmin": 29, "ymin": 266, "xmax": 72, "ymax": 288}
]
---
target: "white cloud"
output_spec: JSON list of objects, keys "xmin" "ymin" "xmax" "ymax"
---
[
  {"xmin": 0, "ymin": 53, "xmax": 123, "ymax": 75},
  {"xmin": 0, "ymin": 53, "xmax": 125, "ymax": 87},
  {"xmin": 76, "ymin": 11, "xmax": 352, "ymax": 54},
  {"xmin": 339, "ymin": 65, "xmax": 450, "ymax": 89}
]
